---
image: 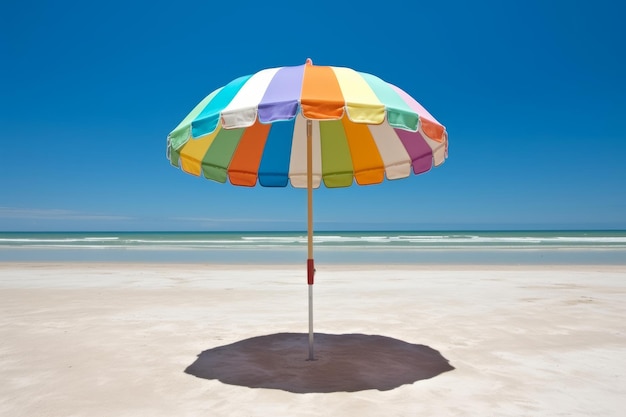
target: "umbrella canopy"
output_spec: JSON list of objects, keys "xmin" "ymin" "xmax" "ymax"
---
[
  {"xmin": 166, "ymin": 59, "xmax": 448, "ymax": 360},
  {"xmin": 167, "ymin": 59, "xmax": 447, "ymax": 189}
]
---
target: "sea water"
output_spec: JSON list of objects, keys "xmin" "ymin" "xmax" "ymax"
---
[{"xmin": 1, "ymin": 230, "xmax": 625, "ymax": 265}]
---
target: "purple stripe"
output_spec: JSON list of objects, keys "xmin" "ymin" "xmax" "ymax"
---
[
  {"xmin": 258, "ymin": 64, "xmax": 305, "ymax": 123},
  {"xmin": 395, "ymin": 129, "xmax": 433, "ymax": 174}
]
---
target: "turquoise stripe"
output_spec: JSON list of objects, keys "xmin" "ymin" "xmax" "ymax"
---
[
  {"xmin": 359, "ymin": 72, "xmax": 419, "ymax": 131},
  {"xmin": 191, "ymin": 74, "xmax": 252, "ymax": 138},
  {"xmin": 168, "ymin": 88, "xmax": 221, "ymax": 150}
]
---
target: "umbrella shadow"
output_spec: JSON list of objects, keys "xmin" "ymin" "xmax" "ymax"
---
[{"xmin": 184, "ymin": 333, "xmax": 454, "ymax": 393}]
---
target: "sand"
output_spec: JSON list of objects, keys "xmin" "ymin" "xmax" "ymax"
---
[{"xmin": 1, "ymin": 262, "xmax": 625, "ymax": 416}]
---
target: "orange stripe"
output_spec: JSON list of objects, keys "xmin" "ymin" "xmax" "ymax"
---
[
  {"xmin": 227, "ymin": 121, "xmax": 271, "ymax": 186},
  {"xmin": 301, "ymin": 64, "xmax": 345, "ymax": 120},
  {"xmin": 421, "ymin": 119, "xmax": 446, "ymax": 142},
  {"xmin": 341, "ymin": 116, "xmax": 385, "ymax": 185}
]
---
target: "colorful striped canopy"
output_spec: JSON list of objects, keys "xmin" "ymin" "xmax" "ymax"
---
[{"xmin": 167, "ymin": 59, "xmax": 448, "ymax": 188}]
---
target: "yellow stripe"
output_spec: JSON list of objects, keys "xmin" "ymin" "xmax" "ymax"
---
[
  {"xmin": 179, "ymin": 127, "xmax": 220, "ymax": 176},
  {"xmin": 332, "ymin": 67, "xmax": 385, "ymax": 124}
]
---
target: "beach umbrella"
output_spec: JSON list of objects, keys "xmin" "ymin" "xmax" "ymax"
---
[{"xmin": 166, "ymin": 59, "xmax": 448, "ymax": 360}]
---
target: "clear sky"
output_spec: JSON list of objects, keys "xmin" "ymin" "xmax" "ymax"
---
[{"xmin": 1, "ymin": 0, "xmax": 625, "ymax": 232}]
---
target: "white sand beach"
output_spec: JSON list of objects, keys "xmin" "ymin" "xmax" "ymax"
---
[{"xmin": 1, "ymin": 263, "xmax": 625, "ymax": 416}]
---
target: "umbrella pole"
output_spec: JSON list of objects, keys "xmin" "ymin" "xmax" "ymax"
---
[{"xmin": 306, "ymin": 119, "xmax": 315, "ymax": 361}]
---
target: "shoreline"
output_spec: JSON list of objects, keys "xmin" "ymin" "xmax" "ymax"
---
[
  {"xmin": 2, "ymin": 247, "xmax": 626, "ymax": 265},
  {"xmin": 2, "ymin": 260, "xmax": 626, "ymax": 267},
  {"xmin": 2, "ymin": 261, "xmax": 626, "ymax": 273},
  {"xmin": 3, "ymin": 230, "xmax": 626, "ymax": 267}
]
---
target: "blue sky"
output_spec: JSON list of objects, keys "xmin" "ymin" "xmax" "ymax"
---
[{"xmin": 1, "ymin": 0, "xmax": 625, "ymax": 231}]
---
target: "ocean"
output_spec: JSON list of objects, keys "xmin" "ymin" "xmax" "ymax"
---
[{"xmin": 1, "ymin": 230, "xmax": 625, "ymax": 265}]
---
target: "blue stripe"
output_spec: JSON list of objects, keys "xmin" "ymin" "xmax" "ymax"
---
[{"xmin": 258, "ymin": 120, "xmax": 294, "ymax": 187}]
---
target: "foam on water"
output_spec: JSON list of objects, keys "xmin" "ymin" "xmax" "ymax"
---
[{"xmin": 1, "ymin": 231, "xmax": 625, "ymax": 264}]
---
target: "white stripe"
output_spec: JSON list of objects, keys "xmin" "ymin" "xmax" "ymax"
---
[
  {"xmin": 421, "ymin": 127, "xmax": 447, "ymax": 166},
  {"xmin": 289, "ymin": 115, "xmax": 322, "ymax": 188},
  {"xmin": 221, "ymin": 67, "xmax": 281, "ymax": 129},
  {"xmin": 368, "ymin": 122, "xmax": 412, "ymax": 180}
]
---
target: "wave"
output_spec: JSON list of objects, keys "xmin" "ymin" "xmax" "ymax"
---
[{"xmin": 2, "ymin": 232, "xmax": 626, "ymax": 250}]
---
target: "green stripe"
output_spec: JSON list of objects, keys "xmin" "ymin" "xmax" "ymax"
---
[
  {"xmin": 320, "ymin": 120, "xmax": 354, "ymax": 188},
  {"xmin": 168, "ymin": 146, "xmax": 181, "ymax": 168},
  {"xmin": 202, "ymin": 128, "xmax": 245, "ymax": 183}
]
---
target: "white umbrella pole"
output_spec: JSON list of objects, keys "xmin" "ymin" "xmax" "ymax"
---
[{"xmin": 306, "ymin": 119, "xmax": 315, "ymax": 361}]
